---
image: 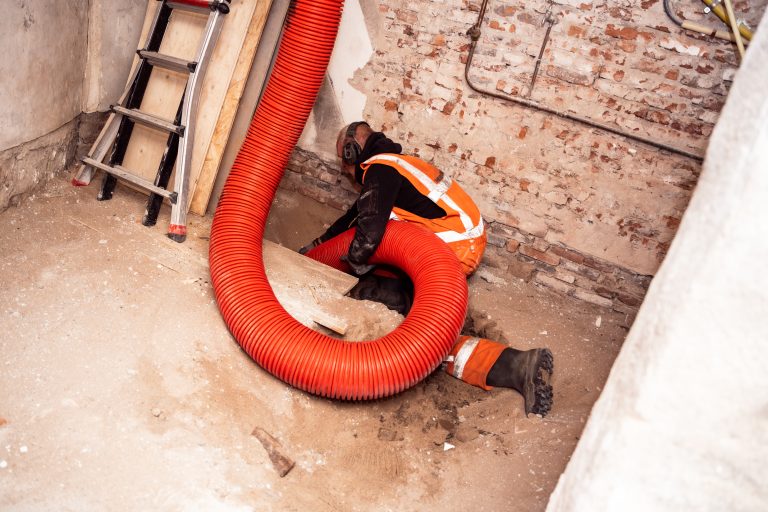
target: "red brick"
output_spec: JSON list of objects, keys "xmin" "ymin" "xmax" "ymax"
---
[
  {"xmin": 547, "ymin": 65, "xmax": 592, "ymax": 86},
  {"xmin": 568, "ymin": 25, "xmax": 586, "ymax": 38},
  {"xmin": 594, "ymin": 286, "xmax": 617, "ymax": 299},
  {"xmin": 574, "ymin": 289, "xmax": 613, "ymax": 308},
  {"xmin": 534, "ymin": 273, "xmax": 574, "ymax": 294},
  {"xmin": 665, "ymin": 69, "xmax": 679, "ymax": 80},
  {"xmin": 508, "ymin": 257, "xmax": 536, "ymax": 281},
  {"xmin": 617, "ymin": 292, "xmax": 643, "ymax": 307},
  {"xmin": 605, "ymin": 24, "xmax": 638, "ymax": 40},
  {"xmin": 549, "ymin": 245, "xmax": 585, "ymax": 264},
  {"xmin": 517, "ymin": 12, "xmax": 536, "ymax": 25},
  {"xmin": 518, "ymin": 126, "xmax": 528, "ymax": 139},
  {"xmin": 519, "ymin": 245, "xmax": 561, "ymax": 266},
  {"xmin": 617, "ymin": 40, "xmax": 637, "ymax": 53},
  {"xmin": 638, "ymin": 32, "xmax": 654, "ymax": 43},
  {"xmin": 607, "ymin": 7, "xmax": 632, "ymax": 21},
  {"xmin": 506, "ymin": 239, "xmax": 520, "ymax": 253},
  {"xmin": 670, "ymin": 120, "xmax": 705, "ymax": 136},
  {"xmin": 395, "ymin": 9, "xmax": 417, "ymax": 24},
  {"xmin": 583, "ymin": 256, "xmax": 615, "ymax": 273},
  {"xmin": 384, "ymin": 100, "xmax": 398, "ymax": 111},
  {"xmin": 663, "ymin": 215, "xmax": 681, "ymax": 229},
  {"xmin": 634, "ymin": 108, "xmax": 671, "ymax": 126}
]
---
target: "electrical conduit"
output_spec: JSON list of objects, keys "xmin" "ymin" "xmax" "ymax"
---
[{"xmin": 208, "ymin": 0, "xmax": 469, "ymax": 399}]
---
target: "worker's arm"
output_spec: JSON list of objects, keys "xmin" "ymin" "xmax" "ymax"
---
[
  {"xmin": 346, "ymin": 165, "xmax": 402, "ymax": 274},
  {"xmin": 322, "ymin": 203, "xmax": 360, "ymax": 241},
  {"xmin": 298, "ymin": 203, "xmax": 359, "ymax": 254}
]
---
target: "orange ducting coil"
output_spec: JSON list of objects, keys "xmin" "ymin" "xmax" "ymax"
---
[{"xmin": 208, "ymin": 0, "xmax": 469, "ymax": 400}]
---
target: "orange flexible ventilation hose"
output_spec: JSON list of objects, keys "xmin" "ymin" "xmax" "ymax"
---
[{"xmin": 208, "ymin": 0, "xmax": 469, "ymax": 399}]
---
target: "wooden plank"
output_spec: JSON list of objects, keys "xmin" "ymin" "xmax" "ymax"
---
[
  {"xmin": 263, "ymin": 240, "xmax": 360, "ymax": 336},
  {"xmin": 207, "ymin": 0, "xmax": 291, "ymax": 212},
  {"xmin": 117, "ymin": 0, "xmax": 269, "ymax": 210},
  {"xmin": 263, "ymin": 240, "xmax": 358, "ymax": 297},
  {"xmin": 188, "ymin": 0, "xmax": 273, "ymax": 215},
  {"xmin": 261, "ymin": 240, "xmax": 405, "ymax": 341},
  {"xmin": 310, "ymin": 311, "xmax": 348, "ymax": 336}
]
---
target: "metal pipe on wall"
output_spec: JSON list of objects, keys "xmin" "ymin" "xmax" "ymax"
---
[{"xmin": 463, "ymin": 0, "xmax": 705, "ymax": 162}]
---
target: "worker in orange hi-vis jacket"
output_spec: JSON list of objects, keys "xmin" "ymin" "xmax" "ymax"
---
[{"xmin": 299, "ymin": 121, "xmax": 553, "ymax": 416}]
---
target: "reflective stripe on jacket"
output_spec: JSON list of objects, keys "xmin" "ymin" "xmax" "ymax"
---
[{"xmin": 360, "ymin": 153, "xmax": 486, "ymax": 275}]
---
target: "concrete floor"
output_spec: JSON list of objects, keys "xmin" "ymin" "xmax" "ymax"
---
[{"xmin": 0, "ymin": 174, "xmax": 629, "ymax": 511}]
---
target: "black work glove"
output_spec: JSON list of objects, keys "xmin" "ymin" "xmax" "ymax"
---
[
  {"xmin": 341, "ymin": 254, "xmax": 375, "ymax": 276},
  {"xmin": 298, "ymin": 237, "xmax": 321, "ymax": 255}
]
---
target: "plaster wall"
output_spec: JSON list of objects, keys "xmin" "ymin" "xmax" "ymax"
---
[
  {"xmin": 0, "ymin": 0, "xmax": 145, "ymax": 211},
  {"xmin": 83, "ymin": 0, "xmax": 147, "ymax": 113},
  {"xmin": 0, "ymin": 0, "xmax": 89, "ymax": 152},
  {"xmin": 546, "ymin": 12, "xmax": 768, "ymax": 510}
]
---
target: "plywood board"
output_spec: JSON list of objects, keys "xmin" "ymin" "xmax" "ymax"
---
[
  {"xmin": 188, "ymin": 0, "xmax": 273, "ymax": 215},
  {"xmin": 263, "ymin": 240, "xmax": 359, "ymax": 336},
  {"xmin": 118, "ymin": 0, "xmax": 271, "ymax": 211},
  {"xmin": 263, "ymin": 240, "xmax": 359, "ymax": 297},
  {"xmin": 207, "ymin": 0, "xmax": 291, "ymax": 213}
]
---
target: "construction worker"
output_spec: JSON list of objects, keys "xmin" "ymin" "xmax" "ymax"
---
[{"xmin": 299, "ymin": 121, "xmax": 553, "ymax": 416}]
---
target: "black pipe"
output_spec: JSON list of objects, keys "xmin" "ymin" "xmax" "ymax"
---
[
  {"xmin": 464, "ymin": 0, "xmax": 704, "ymax": 162},
  {"xmin": 663, "ymin": 0, "xmax": 685, "ymax": 27},
  {"xmin": 528, "ymin": 11, "xmax": 555, "ymax": 97}
]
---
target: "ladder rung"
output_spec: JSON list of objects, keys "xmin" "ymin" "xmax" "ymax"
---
[
  {"xmin": 166, "ymin": 1, "xmax": 213, "ymax": 14},
  {"xmin": 138, "ymin": 50, "xmax": 197, "ymax": 73},
  {"xmin": 112, "ymin": 106, "xmax": 184, "ymax": 135},
  {"xmin": 83, "ymin": 158, "xmax": 178, "ymax": 203}
]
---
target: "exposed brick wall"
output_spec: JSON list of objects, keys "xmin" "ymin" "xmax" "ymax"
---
[
  {"xmin": 286, "ymin": 0, "xmax": 766, "ymax": 312},
  {"xmin": 1, "ymin": 118, "xmax": 80, "ymax": 212}
]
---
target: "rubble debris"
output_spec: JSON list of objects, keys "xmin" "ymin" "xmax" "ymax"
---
[{"xmin": 251, "ymin": 427, "xmax": 295, "ymax": 477}]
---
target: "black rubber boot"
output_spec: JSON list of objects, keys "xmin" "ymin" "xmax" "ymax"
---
[
  {"xmin": 347, "ymin": 275, "xmax": 414, "ymax": 315},
  {"xmin": 486, "ymin": 347, "xmax": 554, "ymax": 417}
]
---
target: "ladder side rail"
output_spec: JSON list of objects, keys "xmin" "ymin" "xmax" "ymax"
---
[
  {"xmin": 146, "ymin": 3, "xmax": 174, "ymax": 52},
  {"xmin": 168, "ymin": 8, "xmax": 227, "ymax": 241},
  {"xmin": 143, "ymin": 96, "xmax": 184, "ymax": 227}
]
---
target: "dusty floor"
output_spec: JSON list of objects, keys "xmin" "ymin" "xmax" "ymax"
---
[{"xmin": 0, "ymin": 174, "xmax": 629, "ymax": 511}]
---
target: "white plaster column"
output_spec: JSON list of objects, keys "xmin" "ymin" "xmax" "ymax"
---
[{"xmin": 546, "ymin": 12, "xmax": 768, "ymax": 512}]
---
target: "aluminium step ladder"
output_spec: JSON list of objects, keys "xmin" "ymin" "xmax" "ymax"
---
[{"xmin": 73, "ymin": 0, "xmax": 231, "ymax": 242}]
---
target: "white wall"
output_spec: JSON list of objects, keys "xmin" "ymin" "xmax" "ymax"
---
[
  {"xmin": 297, "ymin": 0, "xmax": 375, "ymax": 157},
  {"xmin": 83, "ymin": 0, "xmax": 147, "ymax": 113},
  {"xmin": 0, "ymin": 0, "xmax": 89, "ymax": 152},
  {"xmin": 546, "ymin": 13, "xmax": 768, "ymax": 512},
  {"xmin": 0, "ymin": 0, "xmax": 145, "ymax": 152}
]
